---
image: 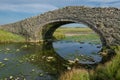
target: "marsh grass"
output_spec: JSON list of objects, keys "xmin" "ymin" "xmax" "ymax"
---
[
  {"xmin": 59, "ymin": 68, "xmax": 90, "ymax": 80},
  {"xmin": 0, "ymin": 30, "xmax": 25, "ymax": 43},
  {"xmin": 59, "ymin": 46, "xmax": 120, "ymax": 80},
  {"xmin": 91, "ymin": 46, "xmax": 120, "ymax": 80}
]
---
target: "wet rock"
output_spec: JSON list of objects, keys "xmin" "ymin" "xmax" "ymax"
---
[
  {"xmin": 47, "ymin": 56, "xmax": 54, "ymax": 60},
  {"xmin": 80, "ymin": 47, "xmax": 83, "ymax": 48},
  {"xmin": 88, "ymin": 42, "xmax": 92, "ymax": 44},
  {"xmin": 96, "ymin": 45, "xmax": 101, "ymax": 48},
  {"xmin": 74, "ymin": 58, "xmax": 79, "ymax": 63},
  {"xmin": 46, "ymin": 56, "xmax": 55, "ymax": 62},
  {"xmin": 67, "ymin": 66, "xmax": 71, "ymax": 70},
  {"xmin": 88, "ymin": 58, "xmax": 95, "ymax": 62},
  {"xmin": 80, "ymin": 54, "xmax": 84, "ymax": 57},
  {"xmin": 15, "ymin": 77, "xmax": 20, "ymax": 80},
  {"xmin": 0, "ymin": 62, "xmax": 5, "ymax": 67},
  {"xmin": 32, "ymin": 69, "xmax": 35, "ymax": 72},
  {"xmin": 0, "ymin": 62, "xmax": 2, "ymax": 64},
  {"xmin": 68, "ymin": 60, "xmax": 75, "ymax": 64},
  {"xmin": 6, "ymin": 48, "xmax": 10, "ymax": 51},
  {"xmin": 99, "ymin": 52, "xmax": 108, "ymax": 56},
  {"xmin": 16, "ymin": 49, "xmax": 20, "ymax": 52},
  {"xmin": 9, "ymin": 76, "xmax": 13, "ymax": 79},
  {"xmin": 19, "ymin": 60, "xmax": 23, "ymax": 63},
  {"xmin": 39, "ymin": 73, "xmax": 44, "ymax": 76},
  {"xmin": 21, "ymin": 45, "xmax": 28, "ymax": 48},
  {"xmin": 3, "ymin": 58, "xmax": 9, "ymax": 61},
  {"xmin": 42, "ymin": 56, "xmax": 46, "ymax": 59}
]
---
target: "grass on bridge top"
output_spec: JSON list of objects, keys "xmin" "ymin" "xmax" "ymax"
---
[{"xmin": 0, "ymin": 30, "xmax": 25, "ymax": 43}]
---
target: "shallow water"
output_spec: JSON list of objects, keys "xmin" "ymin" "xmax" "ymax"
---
[
  {"xmin": 53, "ymin": 41, "xmax": 102, "ymax": 64},
  {"xmin": 0, "ymin": 40, "xmax": 102, "ymax": 80}
]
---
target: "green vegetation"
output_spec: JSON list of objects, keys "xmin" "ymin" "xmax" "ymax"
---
[
  {"xmin": 59, "ymin": 46, "xmax": 120, "ymax": 80},
  {"xmin": 0, "ymin": 30, "xmax": 25, "ymax": 43},
  {"xmin": 53, "ymin": 27, "xmax": 101, "ymax": 43},
  {"xmin": 53, "ymin": 32, "xmax": 65, "ymax": 40},
  {"xmin": 64, "ymin": 34, "xmax": 100, "ymax": 42},
  {"xmin": 0, "ymin": 27, "xmax": 100, "ymax": 43},
  {"xmin": 54, "ymin": 27, "xmax": 93, "ymax": 33},
  {"xmin": 59, "ymin": 68, "xmax": 90, "ymax": 80},
  {"xmin": 91, "ymin": 46, "xmax": 120, "ymax": 80}
]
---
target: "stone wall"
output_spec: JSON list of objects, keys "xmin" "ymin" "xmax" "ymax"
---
[{"xmin": 0, "ymin": 6, "xmax": 120, "ymax": 46}]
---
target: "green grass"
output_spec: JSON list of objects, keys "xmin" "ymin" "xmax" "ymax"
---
[
  {"xmin": 59, "ymin": 68, "xmax": 90, "ymax": 80},
  {"xmin": 55, "ymin": 27, "xmax": 93, "ymax": 33},
  {"xmin": 53, "ymin": 32, "xmax": 65, "ymax": 40},
  {"xmin": 53, "ymin": 27, "xmax": 101, "ymax": 43},
  {"xmin": 91, "ymin": 46, "xmax": 120, "ymax": 80},
  {"xmin": 64, "ymin": 34, "xmax": 100, "ymax": 42},
  {"xmin": 0, "ymin": 30, "xmax": 25, "ymax": 43}
]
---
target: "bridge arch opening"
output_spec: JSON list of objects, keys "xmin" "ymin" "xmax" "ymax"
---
[
  {"xmin": 42, "ymin": 21, "xmax": 105, "ymax": 64},
  {"xmin": 42, "ymin": 20, "xmax": 106, "ymax": 46}
]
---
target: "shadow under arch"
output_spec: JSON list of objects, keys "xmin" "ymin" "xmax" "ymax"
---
[{"xmin": 41, "ymin": 19, "xmax": 106, "ymax": 46}]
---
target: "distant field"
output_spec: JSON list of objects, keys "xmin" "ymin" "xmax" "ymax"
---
[
  {"xmin": 54, "ymin": 27, "xmax": 93, "ymax": 34},
  {"xmin": 53, "ymin": 27, "xmax": 101, "ymax": 43}
]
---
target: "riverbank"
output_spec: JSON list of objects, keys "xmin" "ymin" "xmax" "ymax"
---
[
  {"xmin": 0, "ymin": 30, "xmax": 25, "ymax": 43},
  {"xmin": 0, "ymin": 27, "xmax": 100, "ymax": 43},
  {"xmin": 59, "ymin": 46, "xmax": 120, "ymax": 80}
]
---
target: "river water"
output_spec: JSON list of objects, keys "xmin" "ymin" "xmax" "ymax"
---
[{"xmin": 0, "ymin": 40, "xmax": 102, "ymax": 80}]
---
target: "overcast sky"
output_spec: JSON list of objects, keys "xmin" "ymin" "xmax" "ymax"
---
[{"xmin": 0, "ymin": 0, "xmax": 120, "ymax": 25}]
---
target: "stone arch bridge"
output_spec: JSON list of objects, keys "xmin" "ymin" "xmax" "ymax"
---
[{"xmin": 0, "ymin": 6, "xmax": 120, "ymax": 46}]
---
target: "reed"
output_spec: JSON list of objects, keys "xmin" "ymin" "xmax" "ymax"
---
[{"xmin": 59, "ymin": 68, "xmax": 90, "ymax": 80}]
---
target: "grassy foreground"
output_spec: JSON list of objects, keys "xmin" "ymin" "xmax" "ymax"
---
[
  {"xmin": 59, "ymin": 46, "xmax": 120, "ymax": 80},
  {"xmin": 0, "ymin": 30, "xmax": 25, "ymax": 43},
  {"xmin": 91, "ymin": 46, "xmax": 120, "ymax": 80}
]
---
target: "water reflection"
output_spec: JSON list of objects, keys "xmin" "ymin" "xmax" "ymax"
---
[
  {"xmin": 0, "ymin": 41, "xmax": 102, "ymax": 79},
  {"xmin": 0, "ymin": 43, "xmax": 67, "ymax": 80},
  {"xmin": 53, "ymin": 41, "xmax": 102, "ymax": 64}
]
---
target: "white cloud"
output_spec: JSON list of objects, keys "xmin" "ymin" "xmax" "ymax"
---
[{"xmin": 0, "ymin": 3, "xmax": 58, "ymax": 13}]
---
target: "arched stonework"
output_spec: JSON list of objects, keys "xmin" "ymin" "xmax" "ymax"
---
[{"xmin": 0, "ymin": 6, "xmax": 120, "ymax": 46}]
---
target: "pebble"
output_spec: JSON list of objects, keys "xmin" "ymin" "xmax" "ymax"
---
[
  {"xmin": 16, "ymin": 49, "xmax": 20, "ymax": 52},
  {"xmin": 3, "ymin": 58, "xmax": 9, "ymax": 61},
  {"xmin": 67, "ymin": 66, "xmax": 71, "ymax": 70},
  {"xmin": 6, "ymin": 48, "xmax": 10, "ymax": 51},
  {"xmin": 9, "ymin": 76, "xmax": 13, "ymax": 79},
  {"xmin": 32, "ymin": 69, "xmax": 35, "ymax": 72},
  {"xmin": 39, "ymin": 73, "xmax": 44, "ymax": 76}
]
